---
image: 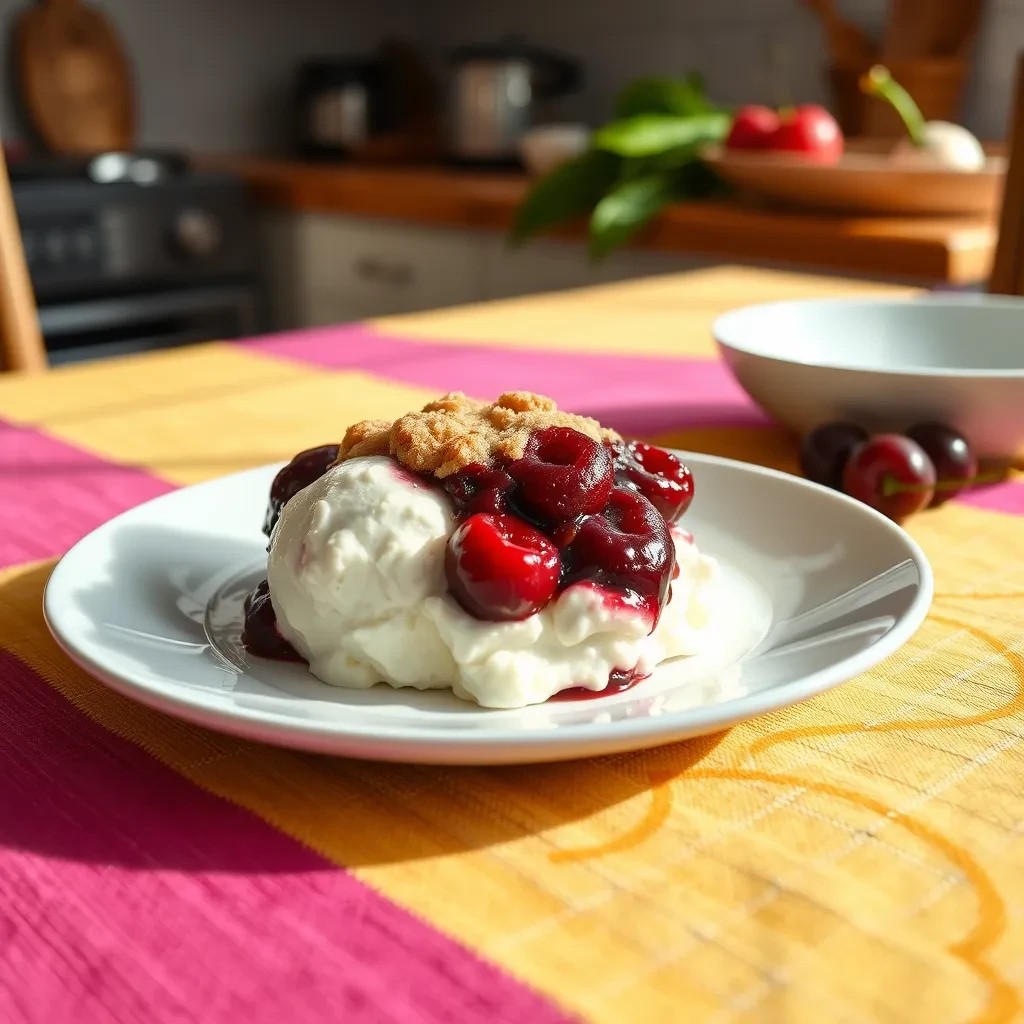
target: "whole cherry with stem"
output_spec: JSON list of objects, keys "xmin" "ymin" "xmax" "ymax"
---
[{"xmin": 842, "ymin": 434, "xmax": 936, "ymax": 520}]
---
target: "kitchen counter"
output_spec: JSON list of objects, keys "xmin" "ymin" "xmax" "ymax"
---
[{"xmin": 202, "ymin": 155, "xmax": 998, "ymax": 285}]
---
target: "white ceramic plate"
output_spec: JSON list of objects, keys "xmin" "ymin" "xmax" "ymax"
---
[
  {"xmin": 43, "ymin": 454, "xmax": 932, "ymax": 765},
  {"xmin": 701, "ymin": 144, "xmax": 1005, "ymax": 216},
  {"xmin": 714, "ymin": 294, "xmax": 1024, "ymax": 460}
]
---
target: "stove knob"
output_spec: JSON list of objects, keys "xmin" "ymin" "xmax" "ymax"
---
[
  {"xmin": 74, "ymin": 228, "xmax": 97, "ymax": 261},
  {"xmin": 45, "ymin": 229, "xmax": 68, "ymax": 264},
  {"xmin": 172, "ymin": 208, "xmax": 222, "ymax": 259}
]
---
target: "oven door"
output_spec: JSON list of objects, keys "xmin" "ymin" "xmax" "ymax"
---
[{"xmin": 39, "ymin": 284, "xmax": 263, "ymax": 365}]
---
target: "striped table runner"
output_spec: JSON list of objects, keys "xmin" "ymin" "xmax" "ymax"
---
[{"xmin": 1, "ymin": 267, "xmax": 1022, "ymax": 1024}]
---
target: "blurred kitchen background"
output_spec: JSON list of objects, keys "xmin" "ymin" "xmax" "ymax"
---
[{"xmin": 2, "ymin": 0, "xmax": 1020, "ymax": 363}]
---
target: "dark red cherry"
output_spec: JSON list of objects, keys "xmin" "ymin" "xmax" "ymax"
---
[
  {"xmin": 445, "ymin": 513, "xmax": 561, "ymax": 621},
  {"xmin": 241, "ymin": 580, "xmax": 303, "ymax": 662},
  {"xmin": 800, "ymin": 422, "xmax": 868, "ymax": 490},
  {"xmin": 564, "ymin": 488, "xmax": 674, "ymax": 624},
  {"xmin": 508, "ymin": 427, "xmax": 613, "ymax": 526},
  {"xmin": 264, "ymin": 444, "xmax": 340, "ymax": 535},
  {"xmin": 613, "ymin": 441, "xmax": 694, "ymax": 523},
  {"xmin": 842, "ymin": 434, "xmax": 936, "ymax": 521},
  {"xmin": 905, "ymin": 423, "xmax": 977, "ymax": 505},
  {"xmin": 443, "ymin": 463, "xmax": 514, "ymax": 519}
]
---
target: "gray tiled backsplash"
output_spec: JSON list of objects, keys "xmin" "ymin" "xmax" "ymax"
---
[
  {"xmin": 0, "ymin": 0, "xmax": 1018, "ymax": 152},
  {"xmin": 418, "ymin": 0, "xmax": 1023, "ymax": 141},
  {"xmin": 0, "ymin": 0, "xmax": 415, "ymax": 151}
]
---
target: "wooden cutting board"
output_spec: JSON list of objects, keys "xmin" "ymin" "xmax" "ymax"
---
[{"xmin": 15, "ymin": 0, "xmax": 135, "ymax": 153}]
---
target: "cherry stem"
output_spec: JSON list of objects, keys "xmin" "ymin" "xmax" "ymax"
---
[
  {"xmin": 860, "ymin": 64, "xmax": 926, "ymax": 147},
  {"xmin": 882, "ymin": 469, "xmax": 1010, "ymax": 497}
]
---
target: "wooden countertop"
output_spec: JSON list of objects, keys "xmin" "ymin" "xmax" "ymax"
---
[{"xmin": 202, "ymin": 155, "xmax": 999, "ymax": 285}]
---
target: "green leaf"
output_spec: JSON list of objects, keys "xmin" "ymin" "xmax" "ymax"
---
[
  {"xmin": 509, "ymin": 149, "xmax": 620, "ymax": 244},
  {"xmin": 588, "ymin": 174, "xmax": 677, "ymax": 261},
  {"xmin": 594, "ymin": 112, "xmax": 730, "ymax": 158},
  {"xmin": 677, "ymin": 159, "xmax": 732, "ymax": 198},
  {"xmin": 617, "ymin": 143, "xmax": 705, "ymax": 182},
  {"xmin": 614, "ymin": 73, "xmax": 715, "ymax": 118}
]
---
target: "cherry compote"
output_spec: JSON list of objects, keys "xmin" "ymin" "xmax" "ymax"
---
[
  {"xmin": 241, "ymin": 579, "xmax": 302, "ymax": 662},
  {"xmin": 551, "ymin": 667, "xmax": 647, "ymax": 701},
  {"xmin": 445, "ymin": 513, "xmax": 561, "ymax": 621},
  {"xmin": 612, "ymin": 440, "xmax": 694, "ymax": 523},
  {"xmin": 508, "ymin": 427, "xmax": 613, "ymax": 525},
  {"xmin": 562, "ymin": 488, "xmax": 674, "ymax": 625},
  {"xmin": 263, "ymin": 443, "xmax": 340, "ymax": 536}
]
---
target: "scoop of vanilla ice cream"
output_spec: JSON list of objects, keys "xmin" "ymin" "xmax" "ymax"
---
[
  {"xmin": 268, "ymin": 456, "xmax": 721, "ymax": 708},
  {"xmin": 654, "ymin": 527, "xmax": 721, "ymax": 661},
  {"xmin": 268, "ymin": 456, "xmax": 458, "ymax": 689}
]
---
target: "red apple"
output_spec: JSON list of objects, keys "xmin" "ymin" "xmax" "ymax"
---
[
  {"xmin": 725, "ymin": 105, "xmax": 780, "ymax": 150},
  {"xmin": 771, "ymin": 105, "xmax": 844, "ymax": 163}
]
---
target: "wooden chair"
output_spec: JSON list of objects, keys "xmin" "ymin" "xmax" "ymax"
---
[
  {"xmin": 990, "ymin": 52, "xmax": 1024, "ymax": 296},
  {"xmin": 0, "ymin": 144, "xmax": 47, "ymax": 372}
]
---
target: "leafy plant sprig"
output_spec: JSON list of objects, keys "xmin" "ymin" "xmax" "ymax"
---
[{"xmin": 510, "ymin": 74, "xmax": 731, "ymax": 260}]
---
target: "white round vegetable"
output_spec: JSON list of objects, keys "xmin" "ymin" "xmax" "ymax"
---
[
  {"xmin": 862, "ymin": 67, "xmax": 987, "ymax": 173},
  {"xmin": 891, "ymin": 121, "xmax": 986, "ymax": 171}
]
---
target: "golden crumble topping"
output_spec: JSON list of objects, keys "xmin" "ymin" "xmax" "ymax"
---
[{"xmin": 335, "ymin": 391, "xmax": 619, "ymax": 478}]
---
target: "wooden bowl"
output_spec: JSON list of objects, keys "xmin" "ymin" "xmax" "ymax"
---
[{"xmin": 702, "ymin": 143, "xmax": 1005, "ymax": 217}]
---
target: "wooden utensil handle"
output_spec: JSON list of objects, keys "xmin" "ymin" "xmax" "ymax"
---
[{"xmin": 0, "ymin": 147, "xmax": 47, "ymax": 372}]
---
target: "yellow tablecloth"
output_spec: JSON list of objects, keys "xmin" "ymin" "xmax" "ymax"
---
[{"xmin": 1, "ymin": 266, "xmax": 1022, "ymax": 1024}]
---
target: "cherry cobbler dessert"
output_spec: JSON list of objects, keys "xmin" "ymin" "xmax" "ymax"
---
[{"xmin": 244, "ymin": 392, "xmax": 719, "ymax": 708}]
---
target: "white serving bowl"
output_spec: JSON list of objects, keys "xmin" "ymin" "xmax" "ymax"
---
[
  {"xmin": 519, "ymin": 123, "xmax": 590, "ymax": 177},
  {"xmin": 713, "ymin": 295, "xmax": 1024, "ymax": 459}
]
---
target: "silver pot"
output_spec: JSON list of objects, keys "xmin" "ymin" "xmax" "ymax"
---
[{"xmin": 446, "ymin": 42, "xmax": 580, "ymax": 163}]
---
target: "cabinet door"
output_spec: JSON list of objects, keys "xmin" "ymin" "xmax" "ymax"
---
[
  {"xmin": 480, "ymin": 235, "xmax": 710, "ymax": 300},
  {"xmin": 258, "ymin": 212, "xmax": 488, "ymax": 328},
  {"xmin": 301, "ymin": 215, "xmax": 486, "ymax": 323},
  {"xmin": 257, "ymin": 211, "xmax": 307, "ymax": 329}
]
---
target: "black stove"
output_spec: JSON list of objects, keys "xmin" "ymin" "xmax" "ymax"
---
[{"xmin": 10, "ymin": 151, "xmax": 265, "ymax": 364}]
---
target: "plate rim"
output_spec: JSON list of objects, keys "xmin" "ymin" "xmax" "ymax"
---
[{"xmin": 42, "ymin": 452, "xmax": 935, "ymax": 763}]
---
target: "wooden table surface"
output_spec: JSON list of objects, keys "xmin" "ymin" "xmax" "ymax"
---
[{"xmin": 202, "ymin": 155, "xmax": 999, "ymax": 286}]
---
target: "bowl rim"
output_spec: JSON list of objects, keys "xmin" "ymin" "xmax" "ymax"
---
[{"xmin": 712, "ymin": 294, "xmax": 1024, "ymax": 379}]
